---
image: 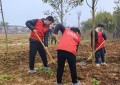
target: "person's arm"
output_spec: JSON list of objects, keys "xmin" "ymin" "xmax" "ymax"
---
[
  {"xmin": 43, "ymin": 29, "xmax": 50, "ymax": 47},
  {"xmin": 76, "ymin": 43, "xmax": 80, "ymax": 52},
  {"xmin": 25, "ymin": 19, "xmax": 38, "ymax": 31},
  {"xmin": 52, "ymin": 24, "xmax": 65, "ymax": 42},
  {"xmin": 53, "ymin": 23, "xmax": 65, "ymax": 34},
  {"xmin": 102, "ymin": 33, "xmax": 107, "ymax": 40}
]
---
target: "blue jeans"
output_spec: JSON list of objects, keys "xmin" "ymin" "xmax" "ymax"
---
[{"xmin": 95, "ymin": 47, "xmax": 106, "ymax": 64}]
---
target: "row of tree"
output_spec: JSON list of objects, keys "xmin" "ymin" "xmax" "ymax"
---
[
  {"xmin": 42, "ymin": 0, "xmax": 120, "ymax": 39},
  {"xmin": 81, "ymin": 0, "xmax": 120, "ymax": 38},
  {"xmin": 81, "ymin": 11, "xmax": 114, "ymax": 32}
]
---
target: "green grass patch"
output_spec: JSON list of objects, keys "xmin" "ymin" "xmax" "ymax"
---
[
  {"xmin": 81, "ymin": 40, "xmax": 90, "ymax": 44},
  {"xmin": 37, "ymin": 66, "xmax": 54, "ymax": 76},
  {"xmin": 0, "ymin": 74, "xmax": 13, "ymax": 80},
  {"xmin": 92, "ymin": 77, "xmax": 100, "ymax": 85}
]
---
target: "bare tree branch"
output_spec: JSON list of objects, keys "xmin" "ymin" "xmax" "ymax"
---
[
  {"xmin": 42, "ymin": 0, "xmax": 83, "ymax": 24},
  {"xmin": 86, "ymin": 0, "xmax": 92, "ymax": 8},
  {"xmin": 95, "ymin": 0, "xmax": 98, "ymax": 7}
]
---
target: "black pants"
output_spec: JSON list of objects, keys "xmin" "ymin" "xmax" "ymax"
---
[
  {"xmin": 29, "ymin": 41, "xmax": 48, "ymax": 70},
  {"xmin": 57, "ymin": 50, "xmax": 77, "ymax": 84},
  {"xmin": 51, "ymin": 37, "xmax": 56, "ymax": 45}
]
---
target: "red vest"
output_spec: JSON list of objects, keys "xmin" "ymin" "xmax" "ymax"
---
[
  {"xmin": 57, "ymin": 29, "xmax": 81, "ymax": 55},
  {"xmin": 95, "ymin": 32, "xmax": 104, "ymax": 50},
  {"xmin": 30, "ymin": 19, "xmax": 49, "ymax": 41}
]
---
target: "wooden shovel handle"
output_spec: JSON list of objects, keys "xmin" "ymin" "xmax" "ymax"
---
[{"xmin": 34, "ymin": 32, "xmax": 55, "ymax": 64}]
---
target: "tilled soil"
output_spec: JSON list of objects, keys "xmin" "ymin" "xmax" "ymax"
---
[{"xmin": 0, "ymin": 40, "xmax": 120, "ymax": 85}]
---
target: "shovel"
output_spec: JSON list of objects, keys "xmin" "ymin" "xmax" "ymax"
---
[
  {"xmin": 79, "ymin": 41, "xmax": 105, "ymax": 65},
  {"xmin": 34, "ymin": 31, "xmax": 55, "ymax": 64}
]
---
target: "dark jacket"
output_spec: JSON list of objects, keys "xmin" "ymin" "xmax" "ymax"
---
[{"xmin": 25, "ymin": 19, "xmax": 50, "ymax": 46}]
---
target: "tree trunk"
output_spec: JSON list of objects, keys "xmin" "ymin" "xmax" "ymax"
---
[
  {"xmin": 60, "ymin": 0, "xmax": 63, "ymax": 24},
  {"xmin": 0, "ymin": 0, "xmax": 8, "ymax": 54},
  {"xmin": 77, "ymin": 11, "xmax": 81, "ymax": 29},
  {"xmin": 92, "ymin": 0, "xmax": 96, "ymax": 64}
]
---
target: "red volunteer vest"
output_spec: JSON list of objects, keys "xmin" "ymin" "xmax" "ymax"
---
[
  {"xmin": 30, "ymin": 19, "xmax": 49, "ymax": 41},
  {"xmin": 57, "ymin": 29, "xmax": 81, "ymax": 55},
  {"xmin": 95, "ymin": 32, "xmax": 104, "ymax": 50}
]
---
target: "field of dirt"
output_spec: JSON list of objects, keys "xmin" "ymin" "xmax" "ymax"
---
[{"xmin": 0, "ymin": 34, "xmax": 120, "ymax": 85}]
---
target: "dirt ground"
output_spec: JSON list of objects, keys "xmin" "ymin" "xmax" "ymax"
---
[{"xmin": 0, "ymin": 39, "xmax": 120, "ymax": 85}]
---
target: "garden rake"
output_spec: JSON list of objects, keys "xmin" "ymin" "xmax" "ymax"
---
[
  {"xmin": 34, "ymin": 32, "xmax": 55, "ymax": 64},
  {"xmin": 79, "ymin": 41, "xmax": 105, "ymax": 65}
]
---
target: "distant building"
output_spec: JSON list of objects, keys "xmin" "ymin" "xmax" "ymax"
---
[{"xmin": 0, "ymin": 21, "xmax": 30, "ymax": 34}]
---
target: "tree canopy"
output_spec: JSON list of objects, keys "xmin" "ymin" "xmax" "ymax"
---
[
  {"xmin": 113, "ymin": 0, "xmax": 120, "ymax": 38},
  {"xmin": 81, "ymin": 11, "xmax": 114, "ymax": 32},
  {"xmin": 42, "ymin": 0, "xmax": 84, "ymax": 24}
]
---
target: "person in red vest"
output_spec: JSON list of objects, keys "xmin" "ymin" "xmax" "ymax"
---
[
  {"xmin": 91, "ymin": 24, "xmax": 107, "ymax": 67},
  {"xmin": 25, "ymin": 16, "xmax": 54, "ymax": 73},
  {"xmin": 53, "ymin": 24, "xmax": 81, "ymax": 85}
]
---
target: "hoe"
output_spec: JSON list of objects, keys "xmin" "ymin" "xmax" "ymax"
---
[{"xmin": 79, "ymin": 41, "xmax": 105, "ymax": 65}]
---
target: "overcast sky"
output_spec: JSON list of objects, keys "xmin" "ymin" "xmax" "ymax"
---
[{"xmin": 0, "ymin": 0, "xmax": 115, "ymax": 26}]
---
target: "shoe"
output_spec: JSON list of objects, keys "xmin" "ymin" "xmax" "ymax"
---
[
  {"xmin": 72, "ymin": 81, "xmax": 80, "ymax": 85},
  {"xmin": 42, "ymin": 66, "xmax": 51, "ymax": 70},
  {"xmin": 96, "ymin": 64, "xmax": 100, "ymax": 67},
  {"xmin": 101, "ymin": 62, "xmax": 107, "ymax": 66},
  {"xmin": 28, "ymin": 69, "xmax": 37, "ymax": 73}
]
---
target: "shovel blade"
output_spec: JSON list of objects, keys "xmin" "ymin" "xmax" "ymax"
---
[{"xmin": 79, "ymin": 61, "xmax": 86, "ymax": 65}]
